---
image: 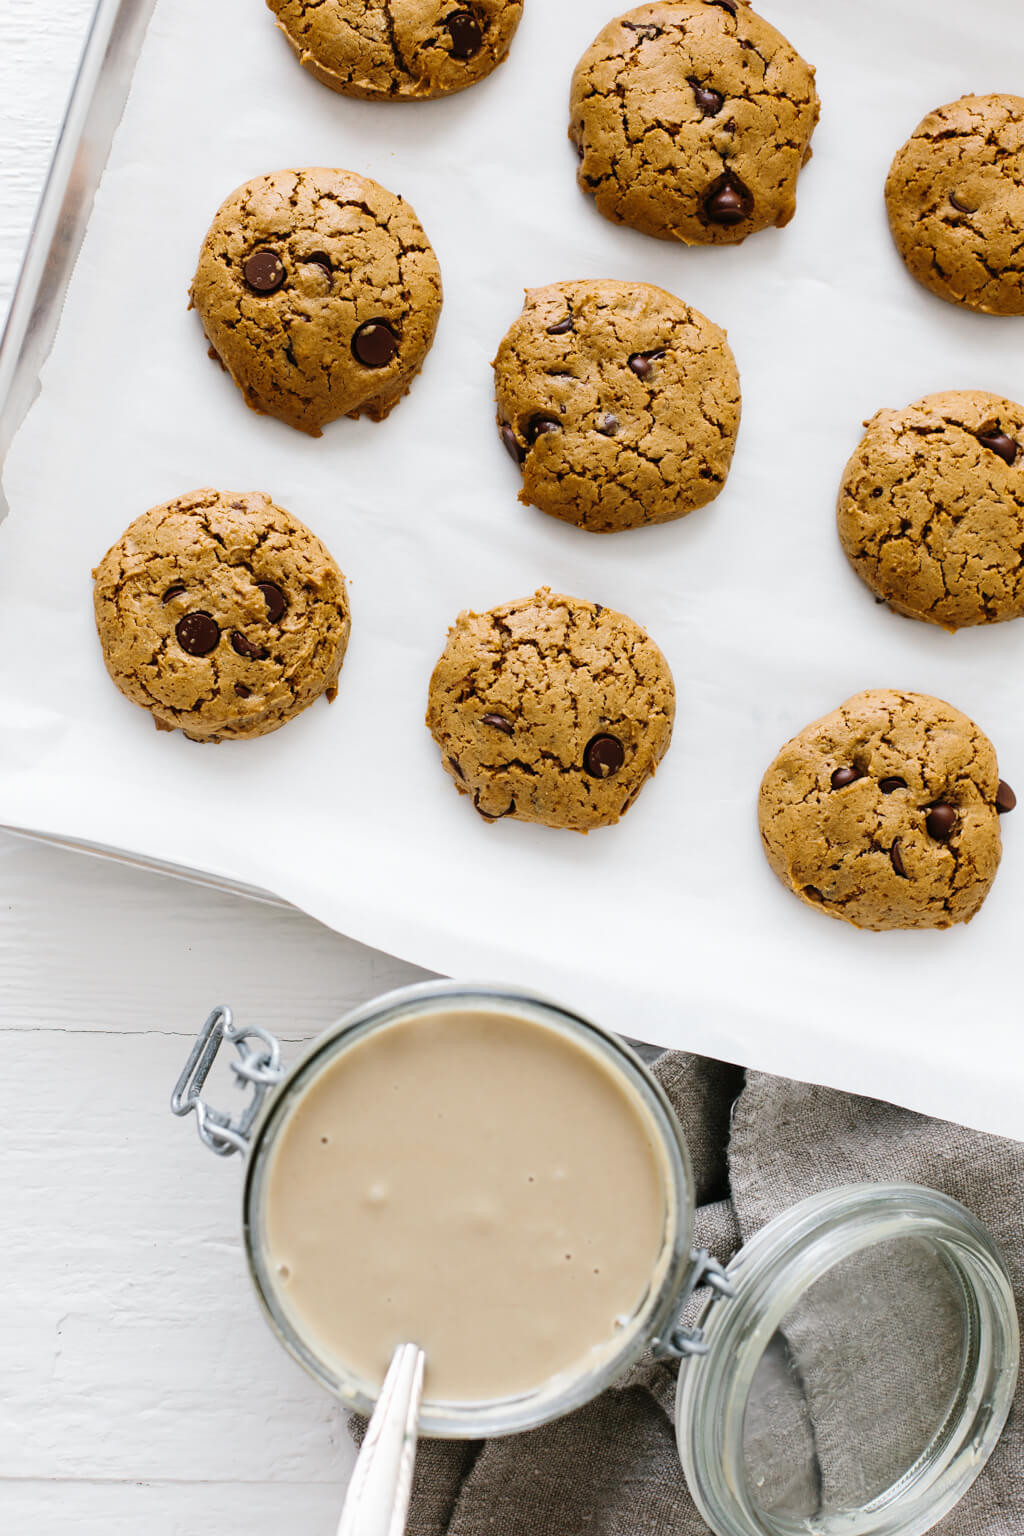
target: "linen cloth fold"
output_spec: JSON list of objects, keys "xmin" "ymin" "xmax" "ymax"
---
[{"xmin": 359, "ymin": 1053, "xmax": 1023, "ymax": 1536}]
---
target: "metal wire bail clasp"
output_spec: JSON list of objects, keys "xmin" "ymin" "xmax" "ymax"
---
[
  {"xmin": 651, "ymin": 1248, "xmax": 736, "ymax": 1360},
  {"xmin": 171, "ymin": 1006, "xmax": 284, "ymax": 1157}
]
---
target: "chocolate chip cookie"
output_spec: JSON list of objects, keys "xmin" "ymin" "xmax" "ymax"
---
[
  {"xmin": 190, "ymin": 169, "xmax": 443, "ymax": 436},
  {"xmin": 758, "ymin": 690, "xmax": 1015, "ymax": 931},
  {"xmin": 569, "ymin": 0, "xmax": 819, "ymax": 245},
  {"xmin": 838, "ymin": 391, "xmax": 1024, "ymax": 629},
  {"xmin": 426, "ymin": 590, "xmax": 675, "ymax": 831},
  {"xmin": 266, "ymin": 1, "xmax": 523, "ymax": 100},
  {"xmin": 493, "ymin": 280, "xmax": 741, "ymax": 533},
  {"xmin": 93, "ymin": 489, "xmax": 350, "ymax": 742},
  {"xmin": 885, "ymin": 95, "xmax": 1024, "ymax": 315}
]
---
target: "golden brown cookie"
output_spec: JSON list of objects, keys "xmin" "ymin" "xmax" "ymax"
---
[
  {"xmin": 885, "ymin": 95, "xmax": 1024, "ymax": 316},
  {"xmin": 93, "ymin": 489, "xmax": 350, "ymax": 743},
  {"xmin": 569, "ymin": 0, "xmax": 819, "ymax": 245},
  {"xmin": 266, "ymin": 0, "xmax": 524, "ymax": 100},
  {"xmin": 758, "ymin": 690, "xmax": 1015, "ymax": 931},
  {"xmin": 190, "ymin": 168, "xmax": 443, "ymax": 436},
  {"xmin": 493, "ymin": 280, "xmax": 741, "ymax": 533},
  {"xmin": 838, "ymin": 391, "xmax": 1024, "ymax": 629},
  {"xmin": 426, "ymin": 590, "xmax": 675, "ymax": 831}
]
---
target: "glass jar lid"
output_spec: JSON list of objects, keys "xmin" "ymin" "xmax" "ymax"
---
[{"xmin": 675, "ymin": 1183, "xmax": 1019, "ymax": 1536}]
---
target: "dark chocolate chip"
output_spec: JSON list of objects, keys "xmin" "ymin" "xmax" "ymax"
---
[
  {"xmin": 949, "ymin": 191, "xmax": 978, "ymax": 214},
  {"xmin": 803, "ymin": 885, "xmax": 824, "ymax": 903},
  {"xmin": 547, "ymin": 315, "xmax": 573, "ymax": 335},
  {"xmin": 231, "ymin": 631, "xmax": 269, "ymax": 660},
  {"xmin": 176, "ymin": 612, "xmax": 220, "ymax": 657},
  {"xmin": 703, "ymin": 174, "xmax": 753, "ymax": 226},
  {"xmin": 709, "ymin": 0, "xmax": 738, "ymax": 12},
  {"xmin": 304, "ymin": 251, "xmax": 333, "ymax": 284},
  {"xmin": 926, "ymin": 803, "xmax": 957, "ymax": 841},
  {"xmin": 890, "ymin": 841, "xmax": 906, "ymax": 877},
  {"xmin": 526, "ymin": 414, "xmax": 561, "ymax": 444},
  {"xmin": 500, "ymin": 422, "xmax": 524, "ymax": 464},
  {"xmin": 162, "ymin": 583, "xmax": 186, "ymax": 604},
  {"xmin": 689, "ymin": 78, "xmax": 724, "ymax": 116},
  {"xmin": 830, "ymin": 766, "xmax": 861, "ymax": 789},
  {"xmin": 977, "ymin": 429, "xmax": 1019, "ymax": 466},
  {"xmin": 446, "ymin": 9, "xmax": 482, "ymax": 59},
  {"xmin": 234, "ymin": 683, "xmax": 252, "ymax": 699},
  {"xmin": 352, "ymin": 320, "xmax": 398, "ymax": 368},
  {"xmin": 628, "ymin": 349, "xmax": 665, "ymax": 380},
  {"xmin": 447, "ymin": 757, "xmax": 466, "ymax": 781},
  {"xmin": 243, "ymin": 250, "xmax": 285, "ymax": 294},
  {"xmin": 596, "ymin": 413, "xmax": 620, "ymax": 436},
  {"xmin": 482, "ymin": 713, "xmax": 514, "ymax": 735},
  {"xmin": 879, "ymin": 777, "xmax": 907, "ymax": 794},
  {"xmin": 584, "ymin": 734, "xmax": 625, "ymax": 779},
  {"xmin": 997, "ymin": 780, "xmax": 1017, "ymax": 814},
  {"xmin": 575, "ymin": 138, "xmax": 585, "ymax": 161},
  {"xmin": 257, "ymin": 581, "xmax": 287, "ymax": 623},
  {"xmin": 623, "ymin": 20, "xmax": 662, "ymax": 38}
]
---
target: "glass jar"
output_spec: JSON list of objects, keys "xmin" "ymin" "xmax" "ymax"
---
[{"xmin": 172, "ymin": 981, "xmax": 1019, "ymax": 1536}]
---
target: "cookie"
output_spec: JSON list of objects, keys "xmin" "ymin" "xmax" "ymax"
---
[
  {"xmin": 569, "ymin": 0, "xmax": 819, "ymax": 245},
  {"xmin": 426, "ymin": 590, "xmax": 675, "ymax": 831},
  {"xmin": 93, "ymin": 489, "xmax": 350, "ymax": 743},
  {"xmin": 493, "ymin": 280, "xmax": 741, "ymax": 533},
  {"xmin": 266, "ymin": 1, "xmax": 524, "ymax": 101},
  {"xmin": 885, "ymin": 95, "xmax": 1024, "ymax": 316},
  {"xmin": 758, "ymin": 690, "xmax": 1015, "ymax": 931},
  {"xmin": 838, "ymin": 391, "xmax": 1024, "ymax": 630},
  {"xmin": 190, "ymin": 169, "xmax": 443, "ymax": 436}
]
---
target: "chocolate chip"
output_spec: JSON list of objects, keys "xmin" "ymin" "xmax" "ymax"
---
[
  {"xmin": 628, "ymin": 349, "xmax": 665, "ymax": 380},
  {"xmin": 257, "ymin": 581, "xmax": 287, "ymax": 623},
  {"xmin": 950, "ymin": 191, "xmax": 978, "ymax": 214},
  {"xmin": 547, "ymin": 315, "xmax": 573, "ymax": 335},
  {"xmin": 352, "ymin": 320, "xmax": 398, "ymax": 368},
  {"xmin": 447, "ymin": 757, "xmax": 466, "ymax": 781},
  {"xmin": 709, "ymin": 0, "xmax": 738, "ymax": 12},
  {"xmin": 304, "ymin": 251, "xmax": 332, "ymax": 284},
  {"xmin": 689, "ymin": 78, "xmax": 724, "ymax": 116},
  {"xmin": 176, "ymin": 612, "xmax": 220, "ymax": 656},
  {"xmin": 977, "ymin": 429, "xmax": 1019, "ymax": 466},
  {"xmin": 879, "ymin": 777, "xmax": 907, "ymax": 794},
  {"xmin": 446, "ymin": 9, "xmax": 482, "ymax": 59},
  {"xmin": 162, "ymin": 583, "xmax": 186, "ymax": 603},
  {"xmin": 623, "ymin": 20, "xmax": 661, "ymax": 38},
  {"xmin": 830, "ymin": 766, "xmax": 861, "ymax": 789},
  {"xmin": 926, "ymin": 803, "xmax": 957, "ymax": 841},
  {"xmin": 803, "ymin": 885, "xmax": 824, "ymax": 903},
  {"xmin": 997, "ymin": 780, "xmax": 1017, "ymax": 814},
  {"xmin": 596, "ymin": 413, "xmax": 620, "ymax": 436},
  {"xmin": 499, "ymin": 421, "xmax": 524, "ymax": 464},
  {"xmin": 244, "ymin": 250, "xmax": 285, "ymax": 294},
  {"xmin": 482, "ymin": 713, "xmax": 514, "ymax": 735},
  {"xmin": 234, "ymin": 683, "xmax": 251, "ymax": 699},
  {"xmin": 526, "ymin": 414, "xmax": 561, "ymax": 444},
  {"xmin": 575, "ymin": 138, "xmax": 585, "ymax": 162},
  {"xmin": 231, "ymin": 631, "xmax": 269, "ymax": 660},
  {"xmin": 890, "ymin": 841, "xmax": 906, "ymax": 877},
  {"xmin": 584, "ymin": 734, "xmax": 625, "ymax": 779},
  {"xmin": 703, "ymin": 174, "xmax": 753, "ymax": 226}
]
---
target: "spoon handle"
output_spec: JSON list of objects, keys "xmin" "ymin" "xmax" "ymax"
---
[{"xmin": 337, "ymin": 1343, "xmax": 425, "ymax": 1536}]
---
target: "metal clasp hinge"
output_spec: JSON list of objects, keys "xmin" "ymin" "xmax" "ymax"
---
[
  {"xmin": 171, "ymin": 1006, "xmax": 284, "ymax": 1158},
  {"xmin": 651, "ymin": 1248, "xmax": 736, "ymax": 1360}
]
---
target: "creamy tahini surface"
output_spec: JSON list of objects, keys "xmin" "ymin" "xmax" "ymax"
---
[{"xmin": 263, "ymin": 1007, "xmax": 669, "ymax": 1402}]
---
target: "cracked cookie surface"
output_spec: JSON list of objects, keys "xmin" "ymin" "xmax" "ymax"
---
[
  {"xmin": 266, "ymin": 0, "xmax": 523, "ymax": 100},
  {"xmin": 93, "ymin": 489, "xmax": 350, "ymax": 743},
  {"xmin": 569, "ymin": 0, "xmax": 819, "ymax": 245},
  {"xmin": 885, "ymin": 95, "xmax": 1024, "ymax": 315},
  {"xmin": 426, "ymin": 589, "xmax": 675, "ymax": 831},
  {"xmin": 758, "ymin": 690, "xmax": 1011, "ymax": 931},
  {"xmin": 838, "ymin": 391, "xmax": 1024, "ymax": 630},
  {"xmin": 493, "ymin": 280, "xmax": 741, "ymax": 532},
  {"xmin": 190, "ymin": 168, "xmax": 442, "ymax": 436}
]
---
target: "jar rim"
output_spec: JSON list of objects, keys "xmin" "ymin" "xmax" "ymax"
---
[
  {"xmin": 676, "ymin": 1183, "xmax": 1019, "ymax": 1536},
  {"xmin": 241, "ymin": 979, "xmax": 697, "ymax": 1439}
]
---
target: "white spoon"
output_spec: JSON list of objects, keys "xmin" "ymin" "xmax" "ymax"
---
[{"xmin": 337, "ymin": 1343, "xmax": 426, "ymax": 1536}]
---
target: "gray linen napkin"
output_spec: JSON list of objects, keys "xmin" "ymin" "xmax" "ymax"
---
[{"xmin": 361, "ymin": 1053, "xmax": 1023, "ymax": 1536}]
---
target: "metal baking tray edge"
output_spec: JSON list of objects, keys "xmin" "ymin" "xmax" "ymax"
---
[{"xmin": 0, "ymin": 0, "xmax": 283, "ymax": 908}]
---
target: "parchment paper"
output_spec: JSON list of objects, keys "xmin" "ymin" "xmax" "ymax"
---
[{"xmin": 3, "ymin": 0, "xmax": 1023, "ymax": 1136}]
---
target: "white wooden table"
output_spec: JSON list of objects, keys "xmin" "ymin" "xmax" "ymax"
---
[{"xmin": 0, "ymin": 9, "xmax": 426, "ymax": 1526}]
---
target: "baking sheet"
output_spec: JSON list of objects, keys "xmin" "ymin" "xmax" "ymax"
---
[{"xmin": 3, "ymin": 0, "xmax": 1024, "ymax": 1137}]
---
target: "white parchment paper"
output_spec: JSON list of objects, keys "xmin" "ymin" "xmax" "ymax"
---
[{"xmin": 3, "ymin": 0, "xmax": 1024, "ymax": 1135}]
